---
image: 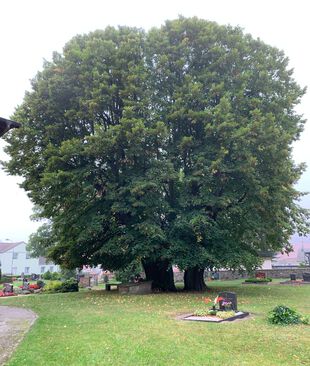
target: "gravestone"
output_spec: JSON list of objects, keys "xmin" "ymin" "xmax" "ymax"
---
[
  {"xmin": 118, "ymin": 281, "xmax": 152, "ymax": 295},
  {"xmin": 256, "ymin": 272, "xmax": 266, "ymax": 279},
  {"xmin": 22, "ymin": 282, "xmax": 30, "ymax": 291},
  {"xmin": 3, "ymin": 283, "xmax": 13, "ymax": 293},
  {"xmin": 302, "ymin": 273, "xmax": 310, "ymax": 282},
  {"xmin": 218, "ymin": 291, "xmax": 237, "ymax": 311},
  {"xmin": 103, "ymin": 274, "xmax": 109, "ymax": 283},
  {"xmin": 79, "ymin": 274, "xmax": 91, "ymax": 288}
]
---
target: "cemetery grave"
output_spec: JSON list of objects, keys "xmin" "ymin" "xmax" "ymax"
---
[
  {"xmin": 280, "ymin": 272, "xmax": 310, "ymax": 285},
  {"xmin": 242, "ymin": 272, "xmax": 273, "ymax": 284},
  {"xmin": 181, "ymin": 291, "xmax": 249, "ymax": 323}
]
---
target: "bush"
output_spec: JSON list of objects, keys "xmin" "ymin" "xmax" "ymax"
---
[
  {"xmin": 43, "ymin": 279, "xmax": 79, "ymax": 293},
  {"xmin": 51, "ymin": 272, "xmax": 61, "ymax": 280},
  {"xmin": 268, "ymin": 305, "xmax": 308, "ymax": 325},
  {"xmin": 42, "ymin": 271, "xmax": 52, "ymax": 280},
  {"xmin": 42, "ymin": 271, "xmax": 61, "ymax": 281},
  {"xmin": 0, "ymin": 276, "xmax": 13, "ymax": 284},
  {"xmin": 44, "ymin": 281, "xmax": 63, "ymax": 293},
  {"xmin": 60, "ymin": 279, "xmax": 79, "ymax": 292},
  {"xmin": 245, "ymin": 277, "xmax": 272, "ymax": 283},
  {"xmin": 36, "ymin": 280, "xmax": 45, "ymax": 288},
  {"xmin": 60, "ymin": 268, "xmax": 77, "ymax": 280}
]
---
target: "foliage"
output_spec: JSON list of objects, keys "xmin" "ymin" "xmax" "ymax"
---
[
  {"xmin": 42, "ymin": 271, "xmax": 61, "ymax": 281},
  {"xmin": 60, "ymin": 268, "xmax": 76, "ymax": 280},
  {"xmin": 36, "ymin": 280, "xmax": 45, "ymax": 288},
  {"xmin": 43, "ymin": 281, "xmax": 63, "ymax": 293},
  {"xmin": 114, "ymin": 260, "xmax": 143, "ymax": 283},
  {"xmin": 0, "ymin": 276, "xmax": 13, "ymax": 284},
  {"xmin": 60, "ymin": 279, "xmax": 79, "ymax": 292},
  {"xmin": 268, "ymin": 305, "xmax": 308, "ymax": 325},
  {"xmin": 216, "ymin": 310, "xmax": 236, "ymax": 319},
  {"xmin": 193, "ymin": 308, "xmax": 210, "ymax": 316},
  {"xmin": 42, "ymin": 271, "xmax": 52, "ymax": 280},
  {"xmin": 43, "ymin": 279, "xmax": 78, "ymax": 293},
  {"xmin": 3, "ymin": 17, "xmax": 310, "ymax": 289},
  {"xmin": 245, "ymin": 277, "xmax": 272, "ymax": 283}
]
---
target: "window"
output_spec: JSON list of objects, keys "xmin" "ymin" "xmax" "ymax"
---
[
  {"xmin": 13, "ymin": 252, "xmax": 18, "ymax": 259},
  {"xmin": 26, "ymin": 252, "xmax": 31, "ymax": 259},
  {"xmin": 40, "ymin": 266, "xmax": 45, "ymax": 273},
  {"xmin": 25, "ymin": 267, "xmax": 30, "ymax": 274},
  {"xmin": 49, "ymin": 266, "xmax": 54, "ymax": 272}
]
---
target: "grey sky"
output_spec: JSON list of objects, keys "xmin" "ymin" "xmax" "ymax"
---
[{"xmin": 1, "ymin": 0, "xmax": 309, "ymax": 241}]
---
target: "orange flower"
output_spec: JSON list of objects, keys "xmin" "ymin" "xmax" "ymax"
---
[{"xmin": 204, "ymin": 297, "xmax": 212, "ymax": 304}]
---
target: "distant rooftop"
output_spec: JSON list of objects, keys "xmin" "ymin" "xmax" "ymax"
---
[{"xmin": 0, "ymin": 241, "xmax": 25, "ymax": 253}]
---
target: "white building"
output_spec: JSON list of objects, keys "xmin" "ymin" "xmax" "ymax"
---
[{"xmin": 0, "ymin": 241, "xmax": 60, "ymax": 275}]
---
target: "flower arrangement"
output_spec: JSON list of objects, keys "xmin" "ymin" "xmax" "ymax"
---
[{"xmin": 194, "ymin": 295, "xmax": 236, "ymax": 317}]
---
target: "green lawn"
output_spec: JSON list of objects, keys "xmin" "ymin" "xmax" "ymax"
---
[{"xmin": 1, "ymin": 280, "xmax": 309, "ymax": 366}]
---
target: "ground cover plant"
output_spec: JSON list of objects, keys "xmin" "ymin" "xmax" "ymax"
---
[
  {"xmin": 268, "ymin": 305, "xmax": 309, "ymax": 325},
  {"xmin": 0, "ymin": 280, "xmax": 309, "ymax": 366}
]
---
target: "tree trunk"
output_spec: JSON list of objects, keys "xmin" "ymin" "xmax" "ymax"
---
[
  {"xmin": 184, "ymin": 267, "xmax": 207, "ymax": 291},
  {"xmin": 142, "ymin": 259, "xmax": 176, "ymax": 292}
]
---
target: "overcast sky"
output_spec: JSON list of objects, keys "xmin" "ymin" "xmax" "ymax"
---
[{"xmin": 1, "ymin": 0, "xmax": 309, "ymax": 242}]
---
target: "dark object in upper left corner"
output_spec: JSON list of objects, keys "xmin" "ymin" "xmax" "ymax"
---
[{"xmin": 0, "ymin": 117, "xmax": 21, "ymax": 137}]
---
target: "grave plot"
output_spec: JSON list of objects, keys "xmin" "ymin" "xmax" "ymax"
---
[
  {"xmin": 180, "ymin": 292, "xmax": 249, "ymax": 323},
  {"xmin": 242, "ymin": 272, "xmax": 273, "ymax": 284},
  {"xmin": 280, "ymin": 272, "xmax": 310, "ymax": 285}
]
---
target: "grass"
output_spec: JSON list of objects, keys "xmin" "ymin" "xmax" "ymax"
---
[{"xmin": 0, "ymin": 280, "xmax": 309, "ymax": 366}]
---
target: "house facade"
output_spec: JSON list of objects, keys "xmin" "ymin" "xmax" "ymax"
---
[{"xmin": 0, "ymin": 241, "xmax": 60, "ymax": 275}]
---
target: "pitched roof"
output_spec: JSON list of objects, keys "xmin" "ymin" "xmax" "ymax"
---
[
  {"xmin": 273, "ymin": 242, "xmax": 310, "ymax": 265},
  {"xmin": 0, "ymin": 242, "xmax": 24, "ymax": 253}
]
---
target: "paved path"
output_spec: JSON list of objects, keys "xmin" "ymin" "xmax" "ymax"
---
[{"xmin": 0, "ymin": 306, "xmax": 37, "ymax": 365}]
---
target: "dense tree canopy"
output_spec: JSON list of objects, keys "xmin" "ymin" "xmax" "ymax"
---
[{"xmin": 4, "ymin": 17, "xmax": 309, "ymax": 290}]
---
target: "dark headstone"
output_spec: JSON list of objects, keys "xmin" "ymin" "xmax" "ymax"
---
[
  {"xmin": 22, "ymin": 282, "xmax": 30, "ymax": 290},
  {"xmin": 218, "ymin": 291, "xmax": 237, "ymax": 311},
  {"xmin": 103, "ymin": 275, "xmax": 109, "ymax": 283},
  {"xmin": 290, "ymin": 274, "xmax": 297, "ymax": 281},
  {"xmin": 3, "ymin": 283, "xmax": 13, "ymax": 293},
  {"xmin": 302, "ymin": 273, "xmax": 310, "ymax": 282}
]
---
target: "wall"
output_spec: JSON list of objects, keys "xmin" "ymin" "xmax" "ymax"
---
[
  {"xmin": 173, "ymin": 267, "xmax": 310, "ymax": 282},
  {"xmin": 256, "ymin": 268, "xmax": 309, "ymax": 279}
]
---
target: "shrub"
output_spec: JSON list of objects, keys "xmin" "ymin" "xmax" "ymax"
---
[
  {"xmin": 0, "ymin": 276, "xmax": 13, "ymax": 284},
  {"xmin": 36, "ymin": 280, "xmax": 45, "ymax": 288},
  {"xmin": 44, "ymin": 281, "xmax": 63, "ymax": 293},
  {"xmin": 43, "ymin": 279, "xmax": 79, "ymax": 293},
  {"xmin": 51, "ymin": 272, "xmax": 61, "ymax": 280},
  {"xmin": 60, "ymin": 279, "xmax": 79, "ymax": 292},
  {"xmin": 268, "ymin": 305, "xmax": 308, "ymax": 325},
  {"xmin": 245, "ymin": 277, "xmax": 272, "ymax": 283},
  {"xmin": 60, "ymin": 268, "xmax": 77, "ymax": 280},
  {"xmin": 42, "ymin": 271, "xmax": 52, "ymax": 280}
]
